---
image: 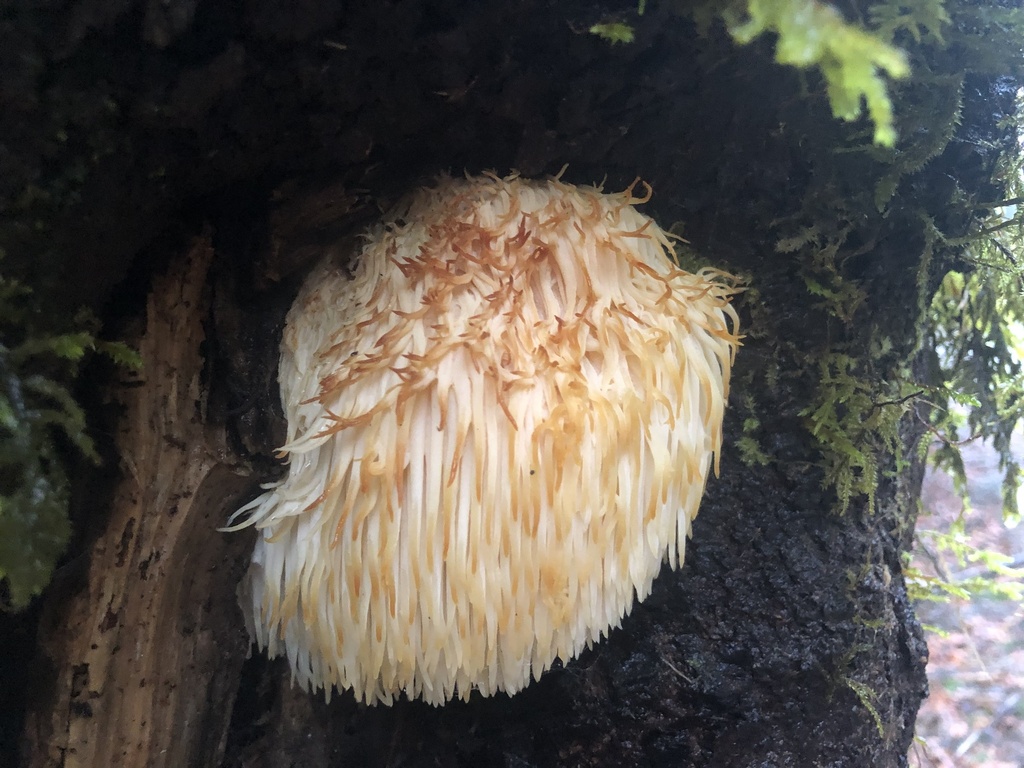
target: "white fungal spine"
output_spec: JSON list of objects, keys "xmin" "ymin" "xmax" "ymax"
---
[{"xmin": 226, "ymin": 173, "xmax": 741, "ymax": 706}]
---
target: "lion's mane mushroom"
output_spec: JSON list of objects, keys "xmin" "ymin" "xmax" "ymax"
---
[{"xmin": 226, "ymin": 173, "xmax": 741, "ymax": 705}]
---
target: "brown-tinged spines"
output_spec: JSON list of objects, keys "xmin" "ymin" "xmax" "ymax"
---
[{"xmin": 226, "ymin": 174, "xmax": 741, "ymax": 705}]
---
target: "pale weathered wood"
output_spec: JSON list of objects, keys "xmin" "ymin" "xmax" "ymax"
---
[{"xmin": 24, "ymin": 239, "xmax": 256, "ymax": 768}]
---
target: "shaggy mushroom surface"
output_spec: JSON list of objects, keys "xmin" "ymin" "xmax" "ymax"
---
[{"xmin": 227, "ymin": 174, "xmax": 740, "ymax": 705}]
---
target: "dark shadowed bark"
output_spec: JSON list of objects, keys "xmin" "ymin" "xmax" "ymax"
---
[{"xmin": 0, "ymin": 1, "xmax": 1014, "ymax": 766}]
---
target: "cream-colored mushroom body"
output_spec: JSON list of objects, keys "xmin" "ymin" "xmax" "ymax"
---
[{"xmin": 227, "ymin": 174, "xmax": 740, "ymax": 705}]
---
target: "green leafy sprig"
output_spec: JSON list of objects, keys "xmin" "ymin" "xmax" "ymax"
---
[{"xmin": 0, "ymin": 271, "xmax": 139, "ymax": 610}]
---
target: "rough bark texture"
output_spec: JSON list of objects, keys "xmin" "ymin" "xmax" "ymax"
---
[
  {"xmin": 21, "ymin": 239, "xmax": 255, "ymax": 767},
  {"xmin": 0, "ymin": 1, "xmax": 1012, "ymax": 766}
]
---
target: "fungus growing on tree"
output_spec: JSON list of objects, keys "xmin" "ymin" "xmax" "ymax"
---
[{"xmin": 226, "ymin": 174, "xmax": 741, "ymax": 705}]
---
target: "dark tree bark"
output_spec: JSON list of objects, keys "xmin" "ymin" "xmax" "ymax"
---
[{"xmin": 0, "ymin": 1, "xmax": 1014, "ymax": 767}]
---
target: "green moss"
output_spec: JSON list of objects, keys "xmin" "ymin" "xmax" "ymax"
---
[
  {"xmin": 844, "ymin": 676, "xmax": 886, "ymax": 737},
  {"xmin": 737, "ymin": 396, "xmax": 772, "ymax": 467},
  {"xmin": 729, "ymin": 0, "xmax": 909, "ymax": 145},
  {"xmin": 677, "ymin": 0, "xmax": 910, "ymax": 145},
  {"xmin": 872, "ymin": 75, "xmax": 964, "ymax": 211},
  {"xmin": 0, "ymin": 268, "xmax": 139, "ymax": 610},
  {"xmin": 602, "ymin": 0, "xmax": 916, "ymax": 144},
  {"xmin": 870, "ymin": 0, "xmax": 950, "ymax": 45},
  {"xmin": 697, "ymin": 0, "xmax": 1024, "ymax": 521},
  {"xmin": 800, "ymin": 353, "xmax": 917, "ymax": 514},
  {"xmin": 828, "ymin": 642, "xmax": 889, "ymax": 739},
  {"xmin": 778, "ymin": 223, "xmax": 868, "ymax": 325},
  {"xmin": 589, "ymin": 21, "xmax": 636, "ymax": 45}
]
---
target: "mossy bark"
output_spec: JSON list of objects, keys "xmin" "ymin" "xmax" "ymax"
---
[{"xmin": 0, "ymin": 1, "xmax": 1014, "ymax": 766}]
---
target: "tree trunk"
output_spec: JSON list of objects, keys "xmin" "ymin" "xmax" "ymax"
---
[
  {"xmin": 1, "ymin": 1, "xmax": 1012, "ymax": 766},
  {"xmin": 22, "ymin": 239, "xmax": 255, "ymax": 767}
]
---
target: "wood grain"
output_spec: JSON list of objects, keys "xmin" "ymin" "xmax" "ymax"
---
[{"xmin": 24, "ymin": 238, "xmax": 255, "ymax": 768}]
